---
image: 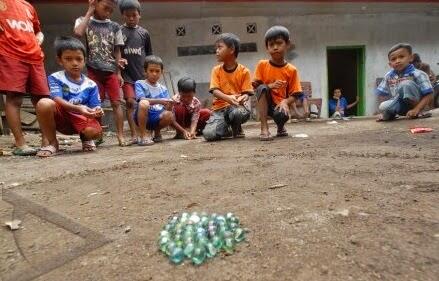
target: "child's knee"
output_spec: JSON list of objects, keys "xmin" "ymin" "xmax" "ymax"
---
[
  {"xmin": 138, "ymin": 99, "xmax": 150, "ymax": 110},
  {"xmin": 36, "ymin": 98, "xmax": 55, "ymax": 112},
  {"xmin": 161, "ymin": 111, "xmax": 173, "ymax": 124},
  {"xmin": 202, "ymin": 125, "xmax": 219, "ymax": 141},
  {"xmin": 125, "ymin": 98, "xmax": 136, "ymax": 110},
  {"xmin": 81, "ymin": 127, "xmax": 102, "ymax": 140},
  {"xmin": 272, "ymin": 110, "xmax": 289, "ymax": 125},
  {"xmin": 229, "ymin": 107, "xmax": 249, "ymax": 124}
]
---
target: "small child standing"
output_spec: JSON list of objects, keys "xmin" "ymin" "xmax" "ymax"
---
[
  {"xmin": 118, "ymin": 0, "xmax": 153, "ymax": 144},
  {"xmin": 0, "ymin": 0, "xmax": 49, "ymax": 155},
  {"xmin": 172, "ymin": 77, "xmax": 211, "ymax": 140},
  {"xmin": 36, "ymin": 37, "xmax": 103, "ymax": 157},
  {"xmin": 376, "ymin": 43, "xmax": 433, "ymax": 121},
  {"xmin": 203, "ymin": 33, "xmax": 253, "ymax": 141},
  {"xmin": 73, "ymin": 0, "xmax": 127, "ymax": 145},
  {"xmin": 134, "ymin": 55, "xmax": 173, "ymax": 145},
  {"xmin": 253, "ymin": 26, "xmax": 303, "ymax": 141}
]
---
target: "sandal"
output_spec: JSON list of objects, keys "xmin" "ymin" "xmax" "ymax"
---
[
  {"xmin": 12, "ymin": 145, "xmax": 38, "ymax": 156},
  {"xmin": 118, "ymin": 139, "xmax": 131, "ymax": 147},
  {"xmin": 259, "ymin": 133, "xmax": 273, "ymax": 141},
  {"xmin": 95, "ymin": 137, "xmax": 104, "ymax": 146},
  {"xmin": 153, "ymin": 135, "xmax": 163, "ymax": 143},
  {"xmin": 138, "ymin": 137, "xmax": 154, "ymax": 146},
  {"xmin": 130, "ymin": 138, "xmax": 138, "ymax": 145},
  {"xmin": 276, "ymin": 128, "xmax": 289, "ymax": 137},
  {"xmin": 82, "ymin": 140, "xmax": 96, "ymax": 152},
  {"xmin": 37, "ymin": 145, "xmax": 59, "ymax": 158}
]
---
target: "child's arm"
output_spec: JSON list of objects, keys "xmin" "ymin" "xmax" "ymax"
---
[
  {"xmin": 114, "ymin": 46, "xmax": 124, "ymax": 86},
  {"xmin": 212, "ymin": 89, "xmax": 240, "ymax": 106},
  {"xmin": 73, "ymin": 0, "xmax": 95, "ymax": 37},
  {"xmin": 347, "ymin": 96, "xmax": 359, "ymax": 109},
  {"xmin": 171, "ymin": 118, "xmax": 191, "ymax": 139},
  {"xmin": 406, "ymin": 93, "xmax": 433, "ymax": 118}
]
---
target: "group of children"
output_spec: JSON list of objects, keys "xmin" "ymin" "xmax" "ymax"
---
[{"xmin": 0, "ymin": 0, "xmax": 435, "ymax": 157}]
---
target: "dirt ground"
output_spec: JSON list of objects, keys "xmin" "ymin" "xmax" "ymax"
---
[{"xmin": 0, "ymin": 117, "xmax": 438, "ymax": 281}]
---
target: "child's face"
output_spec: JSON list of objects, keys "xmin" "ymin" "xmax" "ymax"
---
[
  {"xmin": 145, "ymin": 63, "xmax": 162, "ymax": 84},
  {"xmin": 267, "ymin": 37, "xmax": 289, "ymax": 62},
  {"xmin": 333, "ymin": 89, "xmax": 342, "ymax": 98},
  {"xmin": 57, "ymin": 49, "xmax": 85, "ymax": 79},
  {"xmin": 179, "ymin": 92, "xmax": 194, "ymax": 105},
  {"xmin": 388, "ymin": 48, "xmax": 413, "ymax": 72},
  {"xmin": 215, "ymin": 41, "xmax": 234, "ymax": 62},
  {"xmin": 122, "ymin": 9, "xmax": 140, "ymax": 28},
  {"xmin": 94, "ymin": 0, "xmax": 115, "ymax": 20}
]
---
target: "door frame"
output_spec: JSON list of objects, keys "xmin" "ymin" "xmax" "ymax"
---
[{"xmin": 326, "ymin": 45, "xmax": 366, "ymax": 116}]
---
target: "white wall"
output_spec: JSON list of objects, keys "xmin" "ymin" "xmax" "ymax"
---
[{"xmin": 41, "ymin": 12, "xmax": 439, "ymax": 117}]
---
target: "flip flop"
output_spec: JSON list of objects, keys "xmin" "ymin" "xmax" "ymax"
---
[
  {"xmin": 138, "ymin": 137, "xmax": 154, "ymax": 146},
  {"xmin": 37, "ymin": 145, "xmax": 59, "ymax": 158},
  {"xmin": 416, "ymin": 112, "xmax": 432, "ymax": 119},
  {"xmin": 259, "ymin": 133, "xmax": 273, "ymax": 141},
  {"xmin": 82, "ymin": 140, "xmax": 97, "ymax": 152},
  {"xmin": 12, "ymin": 145, "xmax": 38, "ymax": 156},
  {"xmin": 153, "ymin": 135, "xmax": 163, "ymax": 143},
  {"xmin": 95, "ymin": 137, "xmax": 104, "ymax": 146},
  {"xmin": 276, "ymin": 128, "xmax": 289, "ymax": 137},
  {"xmin": 118, "ymin": 139, "xmax": 131, "ymax": 147}
]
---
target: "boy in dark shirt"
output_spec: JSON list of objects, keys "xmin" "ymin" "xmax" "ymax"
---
[{"xmin": 119, "ymin": 0, "xmax": 152, "ymax": 144}]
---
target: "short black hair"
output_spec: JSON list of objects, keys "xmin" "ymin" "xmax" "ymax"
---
[
  {"xmin": 54, "ymin": 36, "xmax": 86, "ymax": 58},
  {"xmin": 119, "ymin": 0, "xmax": 141, "ymax": 13},
  {"xmin": 265, "ymin": 26, "xmax": 290, "ymax": 47},
  {"xmin": 216, "ymin": 33, "xmax": 240, "ymax": 58},
  {"xmin": 144, "ymin": 55, "xmax": 163, "ymax": 70},
  {"xmin": 388, "ymin": 43, "xmax": 412, "ymax": 58},
  {"xmin": 177, "ymin": 77, "xmax": 196, "ymax": 93}
]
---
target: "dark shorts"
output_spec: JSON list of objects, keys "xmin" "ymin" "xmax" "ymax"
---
[
  {"xmin": 87, "ymin": 67, "xmax": 121, "ymax": 102},
  {"xmin": 122, "ymin": 83, "xmax": 136, "ymax": 100},
  {"xmin": 54, "ymin": 103, "xmax": 102, "ymax": 135},
  {"xmin": 255, "ymin": 84, "xmax": 289, "ymax": 126},
  {"xmin": 134, "ymin": 107, "xmax": 164, "ymax": 130},
  {"xmin": 0, "ymin": 55, "xmax": 49, "ymax": 96}
]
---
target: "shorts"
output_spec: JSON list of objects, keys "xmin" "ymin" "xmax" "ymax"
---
[
  {"xmin": 87, "ymin": 67, "xmax": 121, "ymax": 102},
  {"xmin": 255, "ymin": 84, "xmax": 289, "ymax": 126},
  {"xmin": 122, "ymin": 83, "xmax": 136, "ymax": 100},
  {"xmin": 0, "ymin": 55, "xmax": 49, "ymax": 96},
  {"xmin": 134, "ymin": 107, "xmax": 164, "ymax": 131},
  {"xmin": 54, "ymin": 103, "xmax": 102, "ymax": 135}
]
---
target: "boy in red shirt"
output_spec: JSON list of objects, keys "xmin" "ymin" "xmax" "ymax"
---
[{"xmin": 0, "ymin": 0, "xmax": 50, "ymax": 155}]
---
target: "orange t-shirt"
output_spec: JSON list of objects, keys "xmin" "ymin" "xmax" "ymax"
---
[
  {"xmin": 254, "ymin": 60, "xmax": 302, "ymax": 105},
  {"xmin": 209, "ymin": 63, "xmax": 253, "ymax": 111},
  {"xmin": 0, "ymin": 0, "xmax": 44, "ymax": 64}
]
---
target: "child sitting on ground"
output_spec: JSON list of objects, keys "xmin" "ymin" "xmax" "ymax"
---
[
  {"xmin": 36, "ymin": 37, "xmax": 103, "ymax": 157},
  {"xmin": 203, "ymin": 33, "xmax": 253, "ymax": 141},
  {"xmin": 253, "ymin": 26, "xmax": 303, "ymax": 140},
  {"xmin": 74, "ymin": 0, "xmax": 127, "ymax": 146},
  {"xmin": 376, "ymin": 43, "xmax": 433, "ymax": 121},
  {"xmin": 134, "ymin": 55, "xmax": 173, "ymax": 145},
  {"xmin": 329, "ymin": 88, "xmax": 359, "ymax": 119},
  {"xmin": 118, "ymin": 0, "xmax": 153, "ymax": 144},
  {"xmin": 172, "ymin": 77, "xmax": 211, "ymax": 140},
  {"xmin": 0, "ymin": 0, "xmax": 49, "ymax": 156}
]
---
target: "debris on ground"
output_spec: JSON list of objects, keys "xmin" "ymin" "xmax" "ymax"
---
[
  {"xmin": 268, "ymin": 183, "xmax": 288, "ymax": 190},
  {"xmin": 5, "ymin": 219, "xmax": 22, "ymax": 231},
  {"xmin": 327, "ymin": 121, "xmax": 338, "ymax": 125},
  {"xmin": 293, "ymin": 133, "xmax": 309, "ymax": 138},
  {"xmin": 410, "ymin": 127, "xmax": 433, "ymax": 134}
]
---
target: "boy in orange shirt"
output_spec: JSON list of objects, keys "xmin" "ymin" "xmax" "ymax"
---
[
  {"xmin": 203, "ymin": 33, "xmax": 253, "ymax": 141},
  {"xmin": 253, "ymin": 26, "xmax": 303, "ymax": 140}
]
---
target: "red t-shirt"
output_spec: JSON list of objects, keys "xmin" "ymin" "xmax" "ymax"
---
[{"xmin": 0, "ymin": 0, "xmax": 44, "ymax": 64}]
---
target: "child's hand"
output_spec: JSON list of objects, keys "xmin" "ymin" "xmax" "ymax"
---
[
  {"xmin": 227, "ymin": 95, "xmax": 240, "ymax": 106},
  {"xmin": 237, "ymin": 94, "xmax": 249, "ymax": 105},
  {"xmin": 275, "ymin": 100, "xmax": 290, "ymax": 116},
  {"xmin": 78, "ymin": 106, "xmax": 96, "ymax": 118},
  {"xmin": 183, "ymin": 130, "xmax": 193, "ymax": 140},
  {"xmin": 268, "ymin": 80, "xmax": 287, "ymax": 90},
  {"xmin": 406, "ymin": 109, "xmax": 419, "ymax": 119},
  {"xmin": 117, "ymin": 74, "xmax": 124, "ymax": 87},
  {"xmin": 93, "ymin": 107, "xmax": 104, "ymax": 118},
  {"xmin": 87, "ymin": 0, "xmax": 96, "ymax": 14},
  {"xmin": 118, "ymin": 58, "xmax": 128, "ymax": 69}
]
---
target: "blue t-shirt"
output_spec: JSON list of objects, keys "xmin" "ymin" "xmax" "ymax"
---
[
  {"xmin": 376, "ymin": 64, "xmax": 433, "ymax": 97},
  {"xmin": 135, "ymin": 80, "xmax": 170, "ymax": 111},
  {"xmin": 48, "ymin": 71, "xmax": 101, "ymax": 108},
  {"xmin": 329, "ymin": 97, "xmax": 348, "ymax": 116}
]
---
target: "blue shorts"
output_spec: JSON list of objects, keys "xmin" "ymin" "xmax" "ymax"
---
[{"xmin": 134, "ymin": 107, "xmax": 164, "ymax": 130}]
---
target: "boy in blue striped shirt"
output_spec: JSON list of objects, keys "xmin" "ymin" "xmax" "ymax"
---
[{"xmin": 376, "ymin": 43, "xmax": 433, "ymax": 121}]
